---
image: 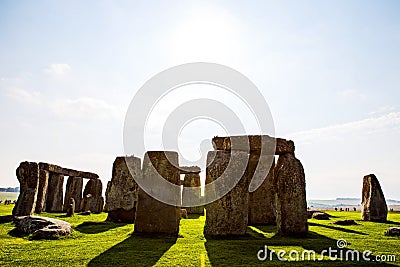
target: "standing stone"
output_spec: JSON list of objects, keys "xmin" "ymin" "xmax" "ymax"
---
[
  {"xmin": 361, "ymin": 174, "xmax": 388, "ymax": 222},
  {"xmin": 64, "ymin": 177, "xmax": 83, "ymax": 212},
  {"xmin": 135, "ymin": 151, "xmax": 181, "ymax": 234},
  {"xmin": 35, "ymin": 170, "xmax": 49, "ymax": 214},
  {"xmin": 46, "ymin": 173, "xmax": 64, "ymax": 212},
  {"xmin": 273, "ymin": 153, "xmax": 308, "ymax": 236},
  {"xmin": 105, "ymin": 156, "xmax": 140, "ymax": 223},
  {"xmin": 204, "ymin": 150, "xmax": 252, "ymax": 236},
  {"xmin": 82, "ymin": 179, "xmax": 103, "ymax": 213},
  {"xmin": 182, "ymin": 168, "xmax": 204, "ymax": 214},
  {"xmin": 249, "ymin": 157, "xmax": 276, "ymax": 225},
  {"xmin": 13, "ymin": 162, "xmax": 40, "ymax": 216},
  {"xmin": 66, "ymin": 198, "xmax": 75, "ymax": 217},
  {"xmin": 81, "ymin": 194, "xmax": 92, "ymax": 213}
]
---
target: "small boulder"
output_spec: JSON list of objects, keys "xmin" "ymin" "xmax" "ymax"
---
[
  {"xmin": 14, "ymin": 216, "xmax": 72, "ymax": 239},
  {"xmin": 312, "ymin": 212, "xmax": 330, "ymax": 220},
  {"xmin": 181, "ymin": 209, "xmax": 188, "ymax": 219},
  {"xmin": 66, "ymin": 198, "xmax": 75, "ymax": 217},
  {"xmin": 332, "ymin": 220, "xmax": 357, "ymax": 226},
  {"xmin": 386, "ymin": 227, "xmax": 400, "ymax": 236}
]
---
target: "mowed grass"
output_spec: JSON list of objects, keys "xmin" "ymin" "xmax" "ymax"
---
[{"xmin": 0, "ymin": 204, "xmax": 399, "ymax": 267}]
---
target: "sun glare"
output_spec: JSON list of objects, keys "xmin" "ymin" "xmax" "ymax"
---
[{"xmin": 167, "ymin": 6, "xmax": 242, "ymax": 62}]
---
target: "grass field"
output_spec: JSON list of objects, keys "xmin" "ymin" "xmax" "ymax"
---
[
  {"xmin": 0, "ymin": 204, "xmax": 399, "ymax": 266},
  {"xmin": 0, "ymin": 192, "xmax": 19, "ymax": 202}
]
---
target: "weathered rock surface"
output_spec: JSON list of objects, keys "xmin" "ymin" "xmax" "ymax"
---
[
  {"xmin": 13, "ymin": 162, "xmax": 40, "ymax": 216},
  {"xmin": 64, "ymin": 177, "xmax": 83, "ymax": 212},
  {"xmin": 38, "ymin": 162, "xmax": 98, "ymax": 179},
  {"xmin": 248, "ymin": 156, "xmax": 276, "ymax": 225},
  {"xmin": 14, "ymin": 216, "xmax": 72, "ymax": 239},
  {"xmin": 35, "ymin": 170, "xmax": 49, "ymax": 214},
  {"xmin": 66, "ymin": 198, "xmax": 75, "ymax": 217},
  {"xmin": 82, "ymin": 179, "xmax": 103, "ymax": 213},
  {"xmin": 105, "ymin": 156, "xmax": 140, "ymax": 223},
  {"xmin": 361, "ymin": 174, "xmax": 388, "ymax": 222},
  {"xmin": 182, "ymin": 167, "xmax": 204, "ymax": 214},
  {"xmin": 332, "ymin": 220, "xmax": 357, "ymax": 226},
  {"xmin": 212, "ymin": 135, "xmax": 294, "ymax": 155},
  {"xmin": 135, "ymin": 151, "xmax": 181, "ymax": 234},
  {"xmin": 312, "ymin": 212, "xmax": 330, "ymax": 220},
  {"xmin": 46, "ymin": 173, "xmax": 64, "ymax": 212},
  {"xmin": 180, "ymin": 209, "xmax": 188, "ymax": 219},
  {"xmin": 386, "ymin": 227, "xmax": 400, "ymax": 236},
  {"xmin": 273, "ymin": 153, "xmax": 308, "ymax": 236},
  {"xmin": 81, "ymin": 194, "xmax": 92, "ymax": 212},
  {"xmin": 204, "ymin": 150, "xmax": 252, "ymax": 236}
]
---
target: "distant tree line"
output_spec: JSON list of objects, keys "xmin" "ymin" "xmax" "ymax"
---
[{"xmin": 0, "ymin": 187, "xmax": 20, "ymax": 192}]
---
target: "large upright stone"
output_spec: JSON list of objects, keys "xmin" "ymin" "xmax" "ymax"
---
[
  {"xmin": 13, "ymin": 162, "xmax": 40, "ymax": 216},
  {"xmin": 182, "ymin": 166, "xmax": 204, "ymax": 214},
  {"xmin": 46, "ymin": 173, "xmax": 64, "ymax": 212},
  {"xmin": 82, "ymin": 179, "xmax": 103, "ymax": 213},
  {"xmin": 35, "ymin": 169, "xmax": 49, "ymax": 214},
  {"xmin": 64, "ymin": 177, "xmax": 83, "ymax": 212},
  {"xmin": 361, "ymin": 174, "xmax": 388, "ymax": 222},
  {"xmin": 204, "ymin": 150, "xmax": 252, "ymax": 236},
  {"xmin": 273, "ymin": 153, "xmax": 308, "ymax": 236},
  {"xmin": 135, "ymin": 151, "xmax": 181, "ymax": 234},
  {"xmin": 105, "ymin": 156, "xmax": 140, "ymax": 223},
  {"xmin": 249, "ymin": 158, "xmax": 276, "ymax": 225}
]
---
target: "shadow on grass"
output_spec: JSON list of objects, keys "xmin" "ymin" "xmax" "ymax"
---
[
  {"xmin": 309, "ymin": 222, "xmax": 368, "ymax": 236},
  {"xmin": 75, "ymin": 221, "xmax": 128, "ymax": 234},
  {"xmin": 377, "ymin": 220, "xmax": 400, "ymax": 227},
  {"xmin": 204, "ymin": 227, "xmax": 397, "ymax": 266},
  {"xmin": 187, "ymin": 214, "xmax": 202, "ymax": 219},
  {"xmin": 88, "ymin": 233, "xmax": 177, "ymax": 266},
  {"xmin": 8, "ymin": 228, "xmax": 27, "ymax": 238}
]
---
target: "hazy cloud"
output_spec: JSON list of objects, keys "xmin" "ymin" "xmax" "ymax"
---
[
  {"xmin": 44, "ymin": 63, "xmax": 71, "ymax": 76},
  {"xmin": 49, "ymin": 97, "xmax": 124, "ymax": 121},
  {"xmin": 337, "ymin": 89, "xmax": 366, "ymax": 101},
  {"xmin": 287, "ymin": 112, "xmax": 400, "ymax": 145},
  {"xmin": 6, "ymin": 87, "xmax": 42, "ymax": 105}
]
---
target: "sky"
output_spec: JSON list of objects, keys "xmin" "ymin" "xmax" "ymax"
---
[{"xmin": 0, "ymin": 0, "xmax": 399, "ymax": 200}]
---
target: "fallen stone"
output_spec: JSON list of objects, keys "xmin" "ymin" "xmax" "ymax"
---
[
  {"xmin": 14, "ymin": 216, "xmax": 72, "ymax": 239},
  {"xmin": 361, "ymin": 174, "xmax": 388, "ymax": 222},
  {"xmin": 273, "ymin": 153, "xmax": 308, "ymax": 236},
  {"xmin": 13, "ymin": 162, "xmax": 40, "ymax": 216},
  {"xmin": 386, "ymin": 227, "xmax": 400, "ymax": 236},
  {"xmin": 332, "ymin": 220, "xmax": 357, "ymax": 226},
  {"xmin": 312, "ymin": 212, "xmax": 330, "ymax": 220},
  {"xmin": 105, "ymin": 156, "xmax": 140, "ymax": 223}
]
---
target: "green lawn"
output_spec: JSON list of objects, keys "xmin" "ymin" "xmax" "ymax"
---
[{"xmin": 0, "ymin": 204, "xmax": 399, "ymax": 266}]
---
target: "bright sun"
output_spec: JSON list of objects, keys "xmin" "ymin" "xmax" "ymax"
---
[{"xmin": 167, "ymin": 6, "xmax": 242, "ymax": 63}]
